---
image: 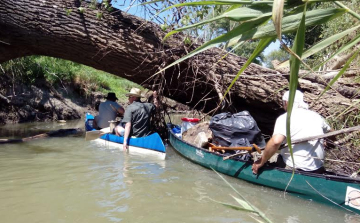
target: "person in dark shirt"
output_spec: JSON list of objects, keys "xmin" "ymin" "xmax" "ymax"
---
[{"xmin": 115, "ymin": 88, "xmax": 158, "ymax": 150}]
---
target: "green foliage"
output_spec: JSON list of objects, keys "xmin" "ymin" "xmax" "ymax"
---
[
  {"xmin": 1, "ymin": 56, "xmax": 141, "ymax": 103},
  {"xmin": 33, "ymin": 57, "xmax": 79, "ymax": 84},
  {"xmin": 232, "ymin": 40, "xmax": 265, "ymax": 65},
  {"xmin": 78, "ymin": 7, "xmax": 85, "ymax": 14},
  {"xmin": 184, "ymin": 36, "xmax": 192, "ymax": 46},
  {"xmin": 65, "ymin": 9, "xmax": 72, "ymax": 16},
  {"xmin": 96, "ymin": 12, "xmax": 103, "ymax": 20},
  {"xmin": 1, "ymin": 56, "xmax": 45, "ymax": 84},
  {"xmin": 75, "ymin": 65, "xmax": 142, "ymax": 101},
  {"xmin": 264, "ymin": 49, "xmax": 289, "ymax": 68}
]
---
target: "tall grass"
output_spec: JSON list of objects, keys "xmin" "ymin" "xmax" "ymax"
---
[{"xmin": 1, "ymin": 56, "xmax": 141, "ymax": 103}]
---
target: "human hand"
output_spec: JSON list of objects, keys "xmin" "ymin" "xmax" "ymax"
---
[
  {"xmin": 123, "ymin": 142, "xmax": 128, "ymax": 151},
  {"xmin": 153, "ymin": 91, "xmax": 158, "ymax": 98},
  {"xmin": 252, "ymin": 157, "xmax": 264, "ymax": 175}
]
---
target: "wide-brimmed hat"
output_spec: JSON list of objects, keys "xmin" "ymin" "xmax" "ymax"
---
[
  {"xmin": 105, "ymin": 92, "xmax": 118, "ymax": 101},
  {"xmin": 125, "ymin": 88, "xmax": 144, "ymax": 98}
]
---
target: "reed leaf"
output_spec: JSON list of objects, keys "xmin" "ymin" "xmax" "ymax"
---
[
  {"xmin": 208, "ymin": 197, "xmax": 258, "ymax": 213},
  {"xmin": 318, "ymin": 49, "xmax": 360, "ymax": 99},
  {"xmin": 222, "ymin": 37, "xmax": 274, "ymax": 102},
  {"xmin": 278, "ymin": 25, "xmax": 360, "ymax": 69},
  {"xmin": 334, "ymin": 1, "xmax": 360, "ymax": 21},
  {"xmin": 286, "ymin": 3, "xmax": 307, "ymax": 174},
  {"xmin": 160, "ymin": 0, "xmax": 273, "ymax": 11},
  {"xmin": 159, "ymin": 15, "xmax": 270, "ymax": 74},
  {"xmin": 230, "ymin": 194, "xmax": 254, "ymax": 211},
  {"xmin": 232, "ymin": 8, "xmax": 346, "ymax": 43},
  {"xmin": 164, "ymin": 6, "xmax": 272, "ymax": 36},
  {"xmin": 159, "ymin": 8, "xmax": 345, "ymax": 76},
  {"xmin": 272, "ymin": 0, "xmax": 285, "ymax": 40},
  {"xmin": 211, "ymin": 167, "xmax": 274, "ymax": 223},
  {"xmin": 313, "ymin": 32, "xmax": 360, "ymax": 70}
]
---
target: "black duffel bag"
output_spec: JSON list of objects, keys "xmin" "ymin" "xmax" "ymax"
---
[{"xmin": 209, "ymin": 111, "xmax": 266, "ymax": 148}]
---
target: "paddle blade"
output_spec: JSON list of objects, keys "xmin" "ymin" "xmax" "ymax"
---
[{"xmin": 85, "ymin": 127, "xmax": 111, "ymax": 141}]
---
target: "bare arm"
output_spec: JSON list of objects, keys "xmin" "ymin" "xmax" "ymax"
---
[
  {"xmin": 252, "ymin": 134, "xmax": 285, "ymax": 174},
  {"xmin": 153, "ymin": 91, "xmax": 159, "ymax": 108},
  {"xmin": 123, "ymin": 122, "xmax": 131, "ymax": 151}
]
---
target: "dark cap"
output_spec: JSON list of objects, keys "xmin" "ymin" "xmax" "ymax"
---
[{"xmin": 105, "ymin": 92, "xmax": 118, "ymax": 101}]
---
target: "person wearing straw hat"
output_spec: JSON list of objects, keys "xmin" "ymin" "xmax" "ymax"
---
[
  {"xmin": 115, "ymin": 88, "xmax": 158, "ymax": 150},
  {"xmin": 94, "ymin": 92, "xmax": 124, "ymax": 129},
  {"xmin": 252, "ymin": 90, "xmax": 331, "ymax": 174}
]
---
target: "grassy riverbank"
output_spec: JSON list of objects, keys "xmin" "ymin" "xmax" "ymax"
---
[{"xmin": 1, "ymin": 56, "xmax": 141, "ymax": 103}]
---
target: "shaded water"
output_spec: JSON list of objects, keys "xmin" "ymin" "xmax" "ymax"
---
[{"xmin": 0, "ymin": 120, "xmax": 359, "ymax": 223}]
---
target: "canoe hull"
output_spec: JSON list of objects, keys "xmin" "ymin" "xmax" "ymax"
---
[
  {"xmin": 169, "ymin": 129, "xmax": 360, "ymax": 214},
  {"xmin": 91, "ymin": 138, "xmax": 166, "ymax": 160},
  {"xmin": 85, "ymin": 113, "xmax": 166, "ymax": 160}
]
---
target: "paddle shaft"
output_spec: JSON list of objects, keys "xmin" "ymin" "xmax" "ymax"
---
[
  {"xmin": 85, "ymin": 127, "xmax": 111, "ymax": 141},
  {"xmin": 283, "ymin": 125, "xmax": 360, "ymax": 147},
  {"xmin": 110, "ymin": 104, "xmax": 123, "ymax": 117},
  {"xmin": 282, "ymin": 153, "xmax": 360, "ymax": 165},
  {"xmin": 221, "ymin": 125, "xmax": 360, "ymax": 161}
]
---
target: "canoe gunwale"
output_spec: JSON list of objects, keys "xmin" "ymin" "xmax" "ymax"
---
[
  {"xmin": 100, "ymin": 134, "xmax": 166, "ymax": 154},
  {"xmin": 169, "ymin": 130, "xmax": 360, "ymax": 184}
]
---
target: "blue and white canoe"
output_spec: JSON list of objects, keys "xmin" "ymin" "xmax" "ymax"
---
[{"xmin": 85, "ymin": 113, "xmax": 166, "ymax": 160}]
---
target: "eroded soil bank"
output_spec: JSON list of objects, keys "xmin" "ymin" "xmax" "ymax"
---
[
  {"xmin": 0, "ymin": 74, "xmax": 189, "ymax": 125},
  {"xmin": 0, "ymin": 74, "xmax": 99, "ymax": 124}
]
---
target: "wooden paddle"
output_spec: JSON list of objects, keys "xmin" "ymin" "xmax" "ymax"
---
[
  {"xmin": 209, "ymin": 143, "xmax": 261, "ymax": 153},
  {"xmin": 282, "ymin": 125, "xmax": 360, "ymax": 147},
  {"xmin": 222, "ymin": 125, "xmax": 360, "ymax": 161},
  {"xmin": 85, "ymin": 127, "xmax": 111, "ymax": 141}
]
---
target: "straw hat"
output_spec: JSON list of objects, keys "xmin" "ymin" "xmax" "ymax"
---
[
  {"xmin": 125, "ymin": 88, "xmax": 143, "ymax": 98},
  {"xmin": 105, "ymin": 92, "xmax": 118, "ymax": 101}
]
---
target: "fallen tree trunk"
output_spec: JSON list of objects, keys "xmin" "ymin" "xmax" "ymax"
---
[{"xmin": 0, "ymin": 0, "xmax": 358, "ymax": 135}]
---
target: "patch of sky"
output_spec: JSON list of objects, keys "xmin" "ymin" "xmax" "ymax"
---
[{"xmin": 264, "ymin": 39, "xmax": 280, "ymax": 56}]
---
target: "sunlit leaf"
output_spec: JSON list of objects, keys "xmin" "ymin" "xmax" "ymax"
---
[
  {"xmin": 313, "ymin": 32, "xmax": 360, "ymax": 70},
  {"xmin": 233, "ymin": 8, "xmax": 347, "ymax": 42},
  {"xmin": 272, "ymin": 0, "xmax": 285, "ymax": 40},
  {"xmin": 210, "ymin": 168, "xmax": 274, "ymax": 223},
  {"xmin": 165, "ymin": 6, "xmax": 272, "ymax": 35},
  {"xmin": 278, "ymin": 25, "xmax": 360, "ymax": 69},
  {"xmin": 208, "ymin": 197, "xmax": 257, "ymax": 213},
  {"xmin": 230, "ymin": 195, "xmax": 254, "ymax": 210},
  {"xmin": 159, "ymin": 15, "xmax": 271, "ymax": 74},
  {"xmin": 286, "ymin": 2, "xmax": 307, "ymax": 180},
  {"xmin": 334, "ymin": 1, "xmax": 360, "ymax": 21},
  {"xmin": 160, "ymin": 0, "xmax": 273, "ymax": 11},
  {"xmin": 222, "ymin": 37, "xmax": 274, "ymax": 101}
]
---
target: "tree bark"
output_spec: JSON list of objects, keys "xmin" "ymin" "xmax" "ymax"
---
[{"xmin": 0, "ymin": 0, "xmax": 358, "ymax": 135}]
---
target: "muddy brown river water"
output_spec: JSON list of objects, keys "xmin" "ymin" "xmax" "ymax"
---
[{"xmin": 0, "ymin": 119, "xmax": 359, "ymax": 223}]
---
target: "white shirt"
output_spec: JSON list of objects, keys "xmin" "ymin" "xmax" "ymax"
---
[
  {"xmin": 96, "ymin": 101, "xmax": 122, "ymax": 129},
  {"xmin": 273, "ymin": 108, "xmax": 331, "ymax": 171}
]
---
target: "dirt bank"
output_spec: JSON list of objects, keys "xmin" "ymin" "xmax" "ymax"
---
[
  {"xmin": 0, "ymin": 74, "xmax": 190, "ymax": 125},
  {"xmin": 0, "ymin": 74, "xmax": 101, "ymax": 124}
]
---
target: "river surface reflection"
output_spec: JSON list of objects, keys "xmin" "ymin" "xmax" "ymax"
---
[{"xmin": 0, "ymin": 119, "xmax": 359, "ymax": 223}]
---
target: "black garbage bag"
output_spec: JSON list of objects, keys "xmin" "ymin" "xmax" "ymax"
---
[{"xmin": 209, "ymin": 111, "xmax": 266, "ymax": 148}]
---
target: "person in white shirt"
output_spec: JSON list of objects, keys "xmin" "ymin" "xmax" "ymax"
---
[
  {"xmin": 94, "ymin": 92, "xmax": 124, "ymax": 129},
  {"xmin": 252, "ymin": 90, "xmax": 331, "ymax": 174}
]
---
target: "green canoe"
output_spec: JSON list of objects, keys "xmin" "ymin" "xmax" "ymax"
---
[{"xmin": 169, "ymin": 130, "xmax": 360, "ymax": 214}]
